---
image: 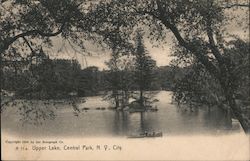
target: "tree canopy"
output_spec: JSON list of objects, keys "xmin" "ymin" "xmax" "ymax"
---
[
  {"xmin": 1, "ymin": 0, "xmax": 249, "ymax": 132},
  {"xmin": 87, "ymin": 0, "xmax": 249, "ymax": 132}
]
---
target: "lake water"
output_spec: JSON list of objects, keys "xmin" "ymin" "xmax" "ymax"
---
[{"xmin": 1, "ymin": 91, "xmax": 241, "ymax": 137}]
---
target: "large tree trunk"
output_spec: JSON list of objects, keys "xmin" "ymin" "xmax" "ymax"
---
[
  {"xmin": 221, "ymin": 83, "xmax": 249, "ymax": 133},
  {"xmin": 154, "ymin": 2, "xmax": 249, "ymax": 133}
]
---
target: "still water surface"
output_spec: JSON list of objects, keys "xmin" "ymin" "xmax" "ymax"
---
[{"xmin": 1, "ymin": 91, "xmax": 241, "ymax": 137}]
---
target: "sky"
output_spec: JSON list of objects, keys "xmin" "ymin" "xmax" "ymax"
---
[
  {"xmin": 46, "ymin": 6, "xmax": 249, "ymax": 70},
  {"xmin": 47, "ymin": 35, "xmax": 174, "ymax": 70}
]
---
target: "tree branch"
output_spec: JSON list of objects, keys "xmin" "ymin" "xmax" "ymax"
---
[
  {"xmin": 153, "ymin": 0, "xmax": 220, "ymax": 78},
  {"xmin": 206, "ymin": 19, "xmax": 224, "ymax": 64},
  {"xmin": 221, "ymin": 3, "xmax": 250, "ymax": 9},
  {"xmin": 2, "ymin": 23, "xmax": 65, "ymax": 53},
  {"xmin": 22, "ymin": 37, "xmax": 35, "ymax": 53},
  {"xmin": 131, "ymin": 6, "xmax": 159, "ymax": 20}
]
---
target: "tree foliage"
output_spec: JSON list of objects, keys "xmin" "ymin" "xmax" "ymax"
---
[
  {"xmin": 1, "ymin": 0, "xmax": 249, "ymax": 131},
  {"xmin": 89, "ymin": 0, "xmax": 249, "ymax": 132},
  {"xmin": 134, "ymin": 31, "xmax": 156, "ymax": 107}
]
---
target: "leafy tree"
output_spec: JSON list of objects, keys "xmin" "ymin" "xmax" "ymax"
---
[
  {"xmin": 104, "ymin": 50, "xmax": 135, "ymax": 109},
  {"xmin": 0, "ymin": 0, "xmax": 125, "ymax": 100},
  {"xmin": 134, "ymin": 31, "xmax": 156, "ymax": 107},
  {"xmin": 1, "ymin": 0, "xmax": 249, "ymax": 132},
  {"xmin": 79, "ymin": 66, "xmax": 100, "ymax": 96},
  {"xmin": 50, "ymin": 59, "xmax": 81, "ymax": 97},
  {"xmin": 90, "ymin": 0, "xmax": 250, "ymax": 133},
  {"xmin": 171, "ymin": 38, "xmax": 250, "ymax": 126},
  {"xmin": 0, "ymin": 0, "xmax": 134, "ymax": 115}
]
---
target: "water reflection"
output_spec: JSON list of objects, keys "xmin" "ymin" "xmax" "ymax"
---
[
  {"xmin": 112, "ymin": 111, "xmax": 129, "ymax": 135},
  {"xmin": 1, "ymin": 91, "xmax": 241, "ymax": 137},
  {"xmin": 203, "ymin": 107, "xmax": 232, "ymax": 130}
]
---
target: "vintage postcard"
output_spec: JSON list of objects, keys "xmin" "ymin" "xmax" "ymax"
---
[{"xmin": 1, "ymin": 0, "xmax": 249, "ymax": 160}]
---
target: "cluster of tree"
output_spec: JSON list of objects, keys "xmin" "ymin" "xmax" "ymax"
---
[
  {"xmin": 1, "ymin": 0, "xmax": 249, "ymax": 132},
  {"xmin": 2, "ymin": 49, "xmax": 82, "ymax": 99},
  {"xmin": 2, "ymin": 50, "xmax": 177, "ymax": 100},
  {"xmin": 103, "ymin": 32, "xmax": 158, "ymax": 109},
  {"xmin": 171, "ymin": 39, "xmax": 250, "ymax": 119}
]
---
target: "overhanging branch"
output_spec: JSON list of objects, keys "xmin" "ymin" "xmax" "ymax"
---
[
  {"xmin": 221, "ymin": 3, "xmax": 250, "ymax": 9},
  {"xmin": 3, "ymin": 23, "xmax": 65, "ymax": 53},
  {"xmin": 154, "ymin": 0, "xmax": 220, "ymax": 78}
]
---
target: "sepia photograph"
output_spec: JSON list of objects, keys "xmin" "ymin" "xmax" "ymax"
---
[{"xmin": 1, "ymin": 0, "xmax": 249, "ymax": 160}]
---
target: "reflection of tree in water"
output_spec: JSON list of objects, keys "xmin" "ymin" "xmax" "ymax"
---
[
  {"xmin": 203, "ymin": 107, "xmax": 232, "ymax": 130},
  {"xmin": 113, "ymin": 111, "xmax": 129, "ymax": 136},
  {"xmin": 139, "ymin": 112, "xmax": 145, "ymax": 133},
  {"xmin": 69, "ymin": 97, "xmax": 85, "ymax": 117},
  {"xmin": 112, "ymin": 110, "xmax": 159, "ymax": 136},
  {"xmin": 142, "ymin": 112, "xmax": 162, "ymax": 134},
  {"xmin": 138, "ymin": 112, "xmax": 155, "ymax": 134},
  {"xmin": 177, "ymin": 104, "xmax": 233, "ymax": 132}
]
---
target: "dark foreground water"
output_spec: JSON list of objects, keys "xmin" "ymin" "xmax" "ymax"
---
[{"xmin": 1, "ymin": 91, "xmax": 241, "ymax": 137}]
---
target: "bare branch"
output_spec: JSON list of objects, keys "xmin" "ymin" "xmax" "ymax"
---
[{"xmin": 22, "ymin": 36, "xmax": 35, "ymax": 53}]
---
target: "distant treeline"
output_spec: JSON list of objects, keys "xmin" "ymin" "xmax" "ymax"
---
[{"xmin": 2, "ymin": 56, "xmax": 183, "ymax": 99}]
